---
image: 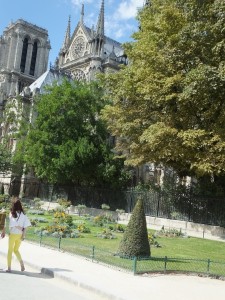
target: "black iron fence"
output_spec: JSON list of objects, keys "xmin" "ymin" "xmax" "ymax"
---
[
  {"xmin": 125, "ymin": 189, "xmax": 225, "ymax": 227},
  {"xmin": 2, "ymin": 180, "xmax": 225, "ymax": 227}
]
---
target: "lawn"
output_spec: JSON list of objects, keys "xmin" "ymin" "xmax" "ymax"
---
[{"xmin": 23, "ymin": 208, "xmax": 225, "ymax": 275}]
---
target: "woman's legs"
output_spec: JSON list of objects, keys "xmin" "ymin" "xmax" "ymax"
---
[
  {"xmin": 7, "ymin": 234, "xmax": 24, "ymax": 271},
  {"xmin": 7, "ymin": 234, "xmax": 15, "ymax": 271},
  {"xmin": 14, "ymin": 235, "xmax": 25, "ymax": 271}
]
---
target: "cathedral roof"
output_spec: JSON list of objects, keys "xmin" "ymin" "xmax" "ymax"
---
[
  {"xmin": 5, "ymin": 19, "xmax": 48, "ymax": 35},
  {"xmin": 29, "ymin": 68, "xmax": 71, "ymax": 94}
]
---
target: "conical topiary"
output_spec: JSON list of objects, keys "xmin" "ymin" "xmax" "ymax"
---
[{"xmin": 118, "ymin": 198, "xmax": 150, "ymax": 258}]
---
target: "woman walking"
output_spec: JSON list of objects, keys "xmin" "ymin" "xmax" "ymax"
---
[{"xmin": 7, "ymin": 197, "xmax": 31, "ymax": 272}]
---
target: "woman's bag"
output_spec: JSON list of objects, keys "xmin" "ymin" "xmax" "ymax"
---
[{"xmin": 0, "ymin": 212, "xmax": 6, "ymax": 230}]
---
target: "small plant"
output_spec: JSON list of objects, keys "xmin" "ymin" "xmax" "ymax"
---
[
  {"xmin": 93, "ymin": 215, "xmax": 105, "ymax": 227},
  {"xmin": 93, "ymin": 214, "xmax": 115, "ymax": 226},
  {"xmin": 116, "ymin": 209, "xmax": 125, "ymax": 216},
  {"xmin": 97, "ymin": 229, "xmax": 116, "ymax": 239},
  {"xmin": 32, "ymin": 217, "xmax": 48, "ymax": 224},
  {"xmin": 101, "ymin": 203, "xmax": 110, "ymax": 210},
  {"xmin": 0, "ymin": 194, "xmax": 7, "ymax": 203},
  {"xmin": 77, "ymin": 223, "xmax": 91, "ymax": 233},
  {"xmin": 57, "ymin": 198, "xmax": 71, "ymax": 212},
  {"xmin": 109, "ymin": 224, "xmax": 124, "ymax": 232},
  {"xmin": 148, "ymin": 234, "xmax": 161, "ymax": 248},
  {"xmin": 159, "ymin": 227, "xmax": 184, "ymax": 237},
  {"xmin": 65, "ymin": 215, "xmax": 74, "ymax": 227},
  {"xmin": 170, "ymin": 211, "xmax": 181, "ymax": 220},
  {"xmin": 70, "ymin": 230, "xmax": 81, "ymax": 238},
  {"xmin": 30, "ymin": 219, "xmax": 38, "ymax": 226},
  {"xmin": 28, "ymin": 209, "xmax": 45, "ymax": 215},
  {"xmin": 75, "ymin": 204, "xmax": 86, "ymax": 216},
  {"xmin": 33, "ymin": 197, "xmax": 43, "ymax": 209},
  {"xmin": 54, "ymin": 211, "xmax": 67, "ymax": 220}
]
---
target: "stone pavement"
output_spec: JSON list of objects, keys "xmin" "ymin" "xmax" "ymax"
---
[{"xmin": 0, "ymin": 236, "xmax": 225, "ymax": 300}]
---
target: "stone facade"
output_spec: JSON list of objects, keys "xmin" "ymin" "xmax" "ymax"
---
[
  {"xmin": 0, "ymin": 19, "xmax": 50, "ymax": 103},
  {"xmin": 57, "ymin": 1, "xmax": 127, "ymax": 81}
]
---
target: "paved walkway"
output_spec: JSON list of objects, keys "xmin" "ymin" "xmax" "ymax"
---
[{"xmin": 0, "ymin": 236, "xmax": 225, "ymax": 300}]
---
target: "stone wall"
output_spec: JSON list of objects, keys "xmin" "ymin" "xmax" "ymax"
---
[{"xmin": 118, "ymin": 213, "xmax": 225, "ymax": 241}]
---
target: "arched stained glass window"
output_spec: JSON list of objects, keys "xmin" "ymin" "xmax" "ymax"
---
[
  {"xmin": 30, "ymin": 41, "xmax": 38, "ymax": 76},
  {"xmin": 20, "ymin": 38, "xmax": 28, "ymax": 73}
]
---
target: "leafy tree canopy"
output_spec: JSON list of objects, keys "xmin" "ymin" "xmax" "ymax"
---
[
  {"xmin": 101, "ymin": 0, "xmax": 225, "ymax": 178},
  {"xmin": 16, "ymin": 79, "xmax": 130, "ymax": 187},
  {"xmin": 0, "ymin": 142, "xmax": 12, "ymax": 173}
]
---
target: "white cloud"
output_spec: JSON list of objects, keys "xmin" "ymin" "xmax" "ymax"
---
[
  {"xmin": 116, "ymin": 0, "xmax": 144, "ymax": 20},
  {"xmin": 105, "ymin": 16, "xmax": 137, "ymax": 43},
  {"xmin": 68, "ymin": 0, "xmax": 141, "ymax": 43},
  {"xmin": 103, "ymin": 0, "xmax": 142, "ymax": 42},
  {"xmin": 71, "ymin": 0, "xmax": 94, "ymax": 6}
]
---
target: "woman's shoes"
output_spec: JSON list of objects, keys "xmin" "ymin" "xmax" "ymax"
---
[
  {"xmin": 5, "ymin": 268, "xmax": 11, "ymax": 272},
  {"xmin": 5, "ymin": 263, "xmax": 25, "ymax": 272},
  {"xmin": 20, "ymin": 262, "xmax": 25, "ymax": 272}
]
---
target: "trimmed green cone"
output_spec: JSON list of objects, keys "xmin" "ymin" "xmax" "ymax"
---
[{"xmin": 118, "ymin": 198, "xmax": 150, "ymax": 258}]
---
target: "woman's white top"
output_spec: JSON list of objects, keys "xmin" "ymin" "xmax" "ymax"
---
[{"xmin": 9, "ymin": 211, "xmax": 31, "ymax": 234}]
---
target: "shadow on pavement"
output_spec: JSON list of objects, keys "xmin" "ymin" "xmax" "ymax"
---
[
  {"xmin": 41, "ymin": 267, "xmax": 72, "ymax": 278},
  {"xmin": 0, "ymin": 269, "xmax": 53, "ymax": 279}
]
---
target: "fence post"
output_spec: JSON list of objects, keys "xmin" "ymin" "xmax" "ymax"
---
[
  {"xmin": 39, "ymin": 231, "xmax": 42, "ymax": 246},
  {"xmin": 133, "ymin": 257, "xmax": 137, "ymax": 274},
  {"xmin": 91, "ymin": 245, "xmax": 95, "ymax": 261},
  {"xmin": 164, "ymin": 256, "xmax": 168, "ymax": 273},
  {"xmin": 157, "ymin": 192, "xmax": 160, "ymax": 217},
  {"xmin": 58, "ymin": 236, "xmax": 62, "ymax": 250},
  {"xmin": 207, "ymin": 259, "xmax": 210, "ymax": 273}
]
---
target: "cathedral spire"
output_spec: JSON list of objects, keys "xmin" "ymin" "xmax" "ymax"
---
[
  {"xmin": 62, "ymin": 15, "xmax": 71, "ymax": 50},
  {"xmin": 80, "ymin": 3, "xmax": 84, "ymax": 24},
  {"xmin": 96, "ymin": 0, "xmax": 104, "ymax": 37}
]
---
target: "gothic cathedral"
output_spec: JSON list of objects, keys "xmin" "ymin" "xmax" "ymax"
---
[
  {"xmin": 0, "ymin": 0, "xmax": 127, "ymax": 106},
  {"xmin": 0, "ymin": 0, "xmax": 127, "ymax": 196}
]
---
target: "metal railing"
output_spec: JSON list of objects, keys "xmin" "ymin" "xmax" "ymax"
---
[
  {"xmin": 2, "ymin": 180, "xmax": 225, "ymax": 227},
  {"xmin": 25, "ymin": 232, "xmax": 225, "ymax": 278}
]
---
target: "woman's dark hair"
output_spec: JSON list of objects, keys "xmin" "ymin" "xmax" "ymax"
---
[{"xmin": 11, "ymin": 197, "xmax": 25, "ymax": 218}]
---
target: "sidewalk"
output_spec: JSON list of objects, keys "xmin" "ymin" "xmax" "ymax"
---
[{"xmin": 1, "ymin": 236, "xmax": 225, "ymax": 300}]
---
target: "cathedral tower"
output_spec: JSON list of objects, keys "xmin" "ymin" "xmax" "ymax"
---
[{"xmin": 0, "ymin": 19, "xmax": 51, "ymax": 103}]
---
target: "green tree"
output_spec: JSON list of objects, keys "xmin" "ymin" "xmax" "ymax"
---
[
  {"xmin": 0, "ymin": 142, "xmax": 12, "ymax": 173},
  {"xmin": 101, "ymin": 0, "xmax": 225, "ymax": 178},
  {"xmin": 16, "ymin": 79, "xmax": 129, "ymax": 187},
  {"xmin": 118, "ymin": 198, "xmax": 150, "ymax": 258}
]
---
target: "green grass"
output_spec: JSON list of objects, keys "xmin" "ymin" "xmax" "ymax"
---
[
  {"xmin": 150, "ymin": 236, "xmax": 225, "ymax": 261},
  {"xmin": 24, "ymin": 211, "xmax": 225, "ymax": 275}
]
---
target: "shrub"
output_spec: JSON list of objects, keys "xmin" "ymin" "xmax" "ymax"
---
[
  {"xmin": 101, "ymin": 203, "xmax": 110, "ymax": 210},
  {"xmin": 75, "ymin": 204, "xmax": 86, "ymax": 216},
  {"xmin": 109, "ymin": 224, "xmax": 125, "ymax": 232},
  {"xmin": 96, "ymin": 229, "xmax": 116, "ymax": 239},
  {"xmin": 28, "ymin": 209, "xmax": 45, "ymax": 215},
  {"xmin": 77, "ymin": 223, "xmax": 91, "ymax": 233},
  {"xmin": 57, "ymin": 198, "xmax": 71, "ymax": 211},
  {"xmin": 117, "ymin": 198, "xmax": 151, "ymax": 258},
  {"xmin": 159, "ymin": 227, "xmax": 184, "ymax": 237},
  {"xmin": 93, "ymin": 214, "xmax": 115, "ymax": 226},
  {"xmin": 148, "ymin": 234, "xmax": 161, "ymax": 248}
]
